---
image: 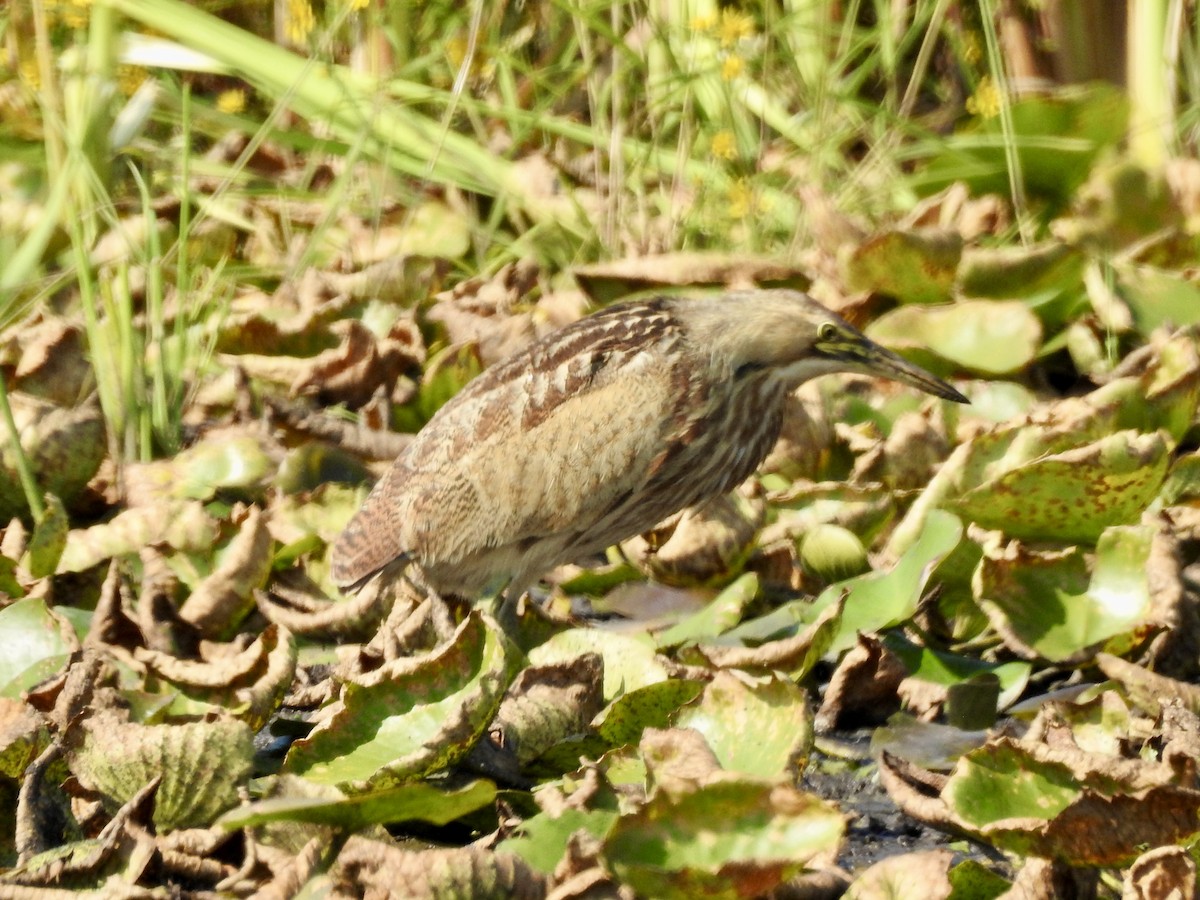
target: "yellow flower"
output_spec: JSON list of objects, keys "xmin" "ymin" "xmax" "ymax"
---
[
  {"xmin": 286, "ymin": 0, "xmax": 315, "ymax": 44},
  {"xmin": 216, "ymin": 89, "xmax": 246, "ymax": 114},
  {"xmin": 348, "ymin": 0, "xmax": 370, "ymax": 9},
  {"xmin": 59, "ymin": 0, "xmax": 91, "ymax": 30},
  {"xmin": 690, "ymin": 13, "xmax": 717, "ymax": 33},
  {"xmin": 966, "ymin": 75, "xmax": 1002, "ymax": 119},
  {"xmin": 721, "ymin": 55, "xmax": 743, "ymax": 81},
  {"xmin": 18, "ymin": 58, "xmax": 40, "ymax": 90},
  {"xmin": 711, "ymin": 130, "xmax": 737, "ymax": 160},
  {"xmin": 117, "ymin": 65, "xmax": 147, "ymax": 96},
  {"xmin": 718, "ymin": 9, "xmax": 754, "ymax": 47},
  {"xmin": 728, "ymin": 179, "xmax": 752, "ymax": 219}
]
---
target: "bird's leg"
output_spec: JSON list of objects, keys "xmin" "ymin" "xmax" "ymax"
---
[{"xmin": 493, "ymin": 575, "xmax": 532, "ymax": 635}]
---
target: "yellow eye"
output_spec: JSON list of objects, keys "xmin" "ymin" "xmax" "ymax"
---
[{"xmin": 818, "ymin": 322, "xmax": 838, "ymax": 342}]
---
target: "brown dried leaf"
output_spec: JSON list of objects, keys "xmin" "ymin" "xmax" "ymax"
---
[
  {"xmin": 1141, "ymin": 525, "xmax": 1200, "ymax": 679},
  {"xmin": 179, "ymin": 505, "xmax": 273, "ymax": 637},
  {"xmin": 12, "ymin": 318, "xmax": 89, "ymax": 405},
  {"xmin": 331, "ymin": 835, "xmax": 547, "ymax": 900},
  {"xmin": 815, "ymin": 635, "xmax": 905, "ymax": 732},
  {"xmin": 1122, "ymin": 845, "xmax": 1196, "ymax": 900},
  {"xmin": 843, "ymin": 848, "xmax": 954, "ymax": 900},
  {"xmin": 256, "ymin": 569, "xmax": 390, "ymax": 639},
  {"xmin": 876, "ymin": 750, "xmax": 955, "ymax": 832},
  {"xmin": 136, "ymin": 624, "xmax": 296, "ymax": 731},
  {"xmin": 640, "ymin": 727, "xmax": 724, "ymax": 797},
  {"xmin": 428, "ymin": 260, "xmax": 540, "ymax": 366},
  {"xmin": 495, "ymin": 653, "xmax": 605, "ymax": 765},
  {"xmin": 291, "ymin": 318, "xmax": 424, "ymax": 409},
  {"xmin": 853, "ymin": 408, "xmax": 952, "ymax": 491},
  {"xmin": 694, "ymin": 593, "xmax": 844, "ymax": 676},
  {"xmin": 623, "ymin": 495, "xmax": 763, "ymax": 587},
  {"xmin": 1095, "ymin": 653, "xmax": 1200, "ymax": 718},
  {"xmin": 1001, "ymin": 857, "xmax": 1097, "ymax": 900},
  {"xmin": 573, "ymin": 253, "xmax": 812, "ymax": 304}
]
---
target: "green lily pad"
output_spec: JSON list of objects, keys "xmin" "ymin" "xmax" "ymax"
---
[
  {"xmin": 950, "ymin": 430, "xmax": 1168, "ymax": 543},
  {"xmin": 529, "ymin": 629, "xmax": 667, "ymax": 702},
  {"xmin": 654, "ymin": 573, "xmax": 758, "ymax": 649},
  {"xmin": 501, "ymin": 780, "xmax": 622, "ymax": 875},
  {"xmin": 842, "ymin": 228, "xmax": 962, "ymax": 305},
  {"xmin": 595, "ymin": 680, "xmax": 705, "ymax": 748},
  {"xmin": 69, "ymin": 713, "xmax": 254, "ymax": 831},
  {"xmin": 957, "ymin": 241, "xmax": 1084, "ymax": 299},
  {"xmin": 604, "ymin": 779, "xmax": 844, "ymax": 900},
  {"xmin": 883, "ymin": 634, "xmax": 1031, "ymax": 711},
  {"xmin": 1116, "ymin": 265, "xmax": 1200, "ymax": 332},
  {"xmin": 867, "ymin": 300, "xmax": 1042, "ymax": 376},
  {"xmin": 977, "ymin": 524, "xmax": 1156, "ymax": 662},
  {"xmin": 284, "ymin": 612, "xmax": 517, "ymax": 790},
  {"xmin": 0, "ymin": 598, "xmax": 77, "ymax": 698},
  {"xmin": 673, "ymin": 672, "xmax": 813, "ymax": 779},
  {"xmin": 941, "ymin": 737, "xmax": 1200, "ymax": 866},
  {"xmin": 810, "ymin": 509, "xmax": 963, "ymax": 656},
  {"xmin": 217, "ymin": 778, "xmax": 496, "ymax": 830}
]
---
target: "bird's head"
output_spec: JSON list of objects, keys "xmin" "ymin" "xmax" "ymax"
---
[{"xmin": 691, "ymin": 290, "xmax": 968, "ymax": 403}]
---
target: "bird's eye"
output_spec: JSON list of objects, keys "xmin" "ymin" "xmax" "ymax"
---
[{"xmin": 818, "ymin": 322, "xmax": 838, "ymax": 342}]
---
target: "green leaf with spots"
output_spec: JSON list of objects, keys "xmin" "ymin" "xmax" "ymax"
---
[
  {"xmin": 841, "ymin": 228, "xmax": 962, "ymax": 305},
  {"xmin": 594, "ymin": 680, "xmax": 705, "ymax": 748},
  {"xmin": 284, "ymin": 612, "xmax": 518, "ymax": 790},
  {"xmin": 958, "ymin": 241, "xmax": 1084, "ymax": 299},
  {"xmin": 950, "ymin": 430, "xmax": 1168, "ymax": 543},
  {"xmin": 69, "ymin": 713, "xmax": 254, "ymax": 831},
  {"xmin": 941, "ymin": 737, "xmax": 1200, "ymax": 866}
]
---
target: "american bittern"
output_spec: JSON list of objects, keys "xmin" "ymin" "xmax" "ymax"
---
[{"xmin": 331, "ymin": 289, "xmax": 966, "ymax": 619}]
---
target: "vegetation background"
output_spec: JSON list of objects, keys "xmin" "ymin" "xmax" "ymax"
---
[{"xmin": 3, "ymin": 0, "xmax": 1200, "ymax": 897}]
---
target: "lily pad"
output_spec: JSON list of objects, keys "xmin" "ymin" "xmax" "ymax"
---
[
  {"xmin": 957, "ymin": 241, "xmax": 1084, "ymax": 299},
  {"xmin": 69, "ymin": 712, "xmax": 254, "ymax": 831},
  {"xmin": 674, "ymin": 672, "xmax": 813, "ymax": 779},
  {"xmin": 0, "ymin": 598, "xmax": 77, "ymax": 698},
  {"xmin": 810, "ymin": 509, "xmax": 963, "ymax": 656},
  {"xmin": 604, "ymin": 778, "xmax": 844, "ymax": 900},
  {"xmin": 977, "ymin": 524, "xmax": 1156, "ymax": 662},
  {"xmin": 949, "ymin": 430, "xmax": 1168, "ymax": 543},
  {"xmin": 529, "ymin": 629, "xmax": 667, "ymax": 702},
  {"xmin": 842, "ymin": 228, "xmax": 962, "ymax": 305},
  {"xmin": 284, "ymin": 612, "xmax": 517, "ymax": 790},
  {"xmin": 867, "ymin": 300, "xmax": 1042, "ymax": 376}
]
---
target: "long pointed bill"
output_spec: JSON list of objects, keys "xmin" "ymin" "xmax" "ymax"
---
[{"xmin": 855, "ymin": 342, "xmax": 969, "ymax": 404}]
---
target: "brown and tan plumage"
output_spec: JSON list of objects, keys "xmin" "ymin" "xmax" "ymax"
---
[{"xmin": 330, "ymin": 289, "xmax": 966, "ymax": 617}]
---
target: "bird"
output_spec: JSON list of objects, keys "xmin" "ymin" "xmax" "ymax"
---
[{"xmin": 330, "ymin": 289, "xmax": 967, "ymax": 622}]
